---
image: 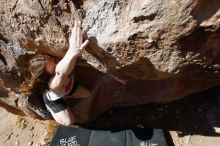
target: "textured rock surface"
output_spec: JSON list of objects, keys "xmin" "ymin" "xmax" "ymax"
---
[
  {"xmin": 170, "ymin": 131, "xmax": 220, "ymax": 146},
  {"xmin": 0, "ymin": 0, "xmax": 220, "ymax": 122}
]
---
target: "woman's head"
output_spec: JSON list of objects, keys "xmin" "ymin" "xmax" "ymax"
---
[
  {"xmin": 29, "ymin": 54, "xmax": 59, "ymax": 76},
  {"xmin": 29, "ymin": 54, "xmax": 50, "ymax": 77},
  {"xmin": 17, "ymin": 54, "xmax": 54, "ymax": 96},
  {"xmin": 45, "ymin": 57, "xmax": 57, "ymax": 75}
]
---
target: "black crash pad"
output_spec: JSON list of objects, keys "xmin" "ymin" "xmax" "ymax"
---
[{"xmin": 50, "ymin": 125, "xmax": 167, "ymax": 146}]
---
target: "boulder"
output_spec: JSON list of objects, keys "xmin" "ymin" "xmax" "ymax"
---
[{"xmin": 0, "ymin": 0, "xmax": 220, "ymax": 123}]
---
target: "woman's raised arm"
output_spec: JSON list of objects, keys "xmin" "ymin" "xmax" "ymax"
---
[{"xmin": 49, "ymin": 20, "xmax": 89, "ymax": 91}]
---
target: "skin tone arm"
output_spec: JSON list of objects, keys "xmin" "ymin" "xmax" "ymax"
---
[
  {"xmin": 49, "ymin": 21, "xmax": 89, "ymax": 92},
  {"xmin": 46, "ymin": 21, "xmax": 89, "ymax": 125}
]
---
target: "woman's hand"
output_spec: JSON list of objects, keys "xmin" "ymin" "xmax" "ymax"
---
[{"xmin": 69, "ymin": 20, "xmax": 89, "ymax": 56}]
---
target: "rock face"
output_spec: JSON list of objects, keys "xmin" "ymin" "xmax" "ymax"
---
[
  {"xmin": 0, "ymin": 0, "xmax": 220, "ymax": 123},
  {"xmin": 170, "ymin": 131, "xmax": 220, "ymax": 146}
]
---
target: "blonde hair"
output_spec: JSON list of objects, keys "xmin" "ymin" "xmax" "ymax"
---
[{"xmin": 17, "ymin": 54, "xmax": 51, "ymax": 96}]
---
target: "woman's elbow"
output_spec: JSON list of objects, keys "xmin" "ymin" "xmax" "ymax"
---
[
  {"xmin": 52, "ymin": 109, "xmax": 75, "ymax": 126},
  {"xmin": 59, "ymin": 118, "xmax": 74, "ymax": 126}
]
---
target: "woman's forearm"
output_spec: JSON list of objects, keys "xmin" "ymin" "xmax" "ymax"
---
[{"xmin": 55, "ymin": 49, "xmax": 79, "ymax": 77}]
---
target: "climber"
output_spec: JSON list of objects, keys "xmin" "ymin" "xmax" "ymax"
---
[{"xmin": 18, "ymin": 20, "xmax": 91, "ymax": 126}]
